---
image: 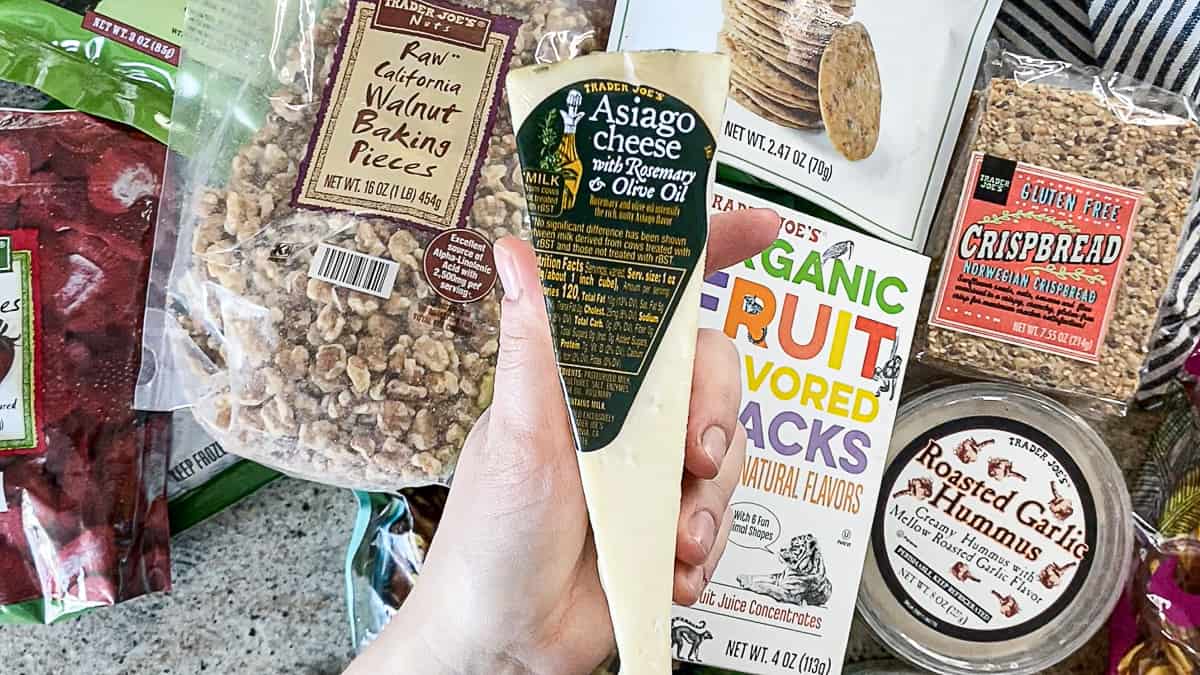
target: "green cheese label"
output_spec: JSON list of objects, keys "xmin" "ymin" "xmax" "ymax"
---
[{"xmin": 515, "ymin": 79, "xmax": 715, "ymax": 453}]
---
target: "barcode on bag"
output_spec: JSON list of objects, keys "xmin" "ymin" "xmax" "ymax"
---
[{"xmin": 308, "ymin": 244, "xmax": 399, "ymax": 299}]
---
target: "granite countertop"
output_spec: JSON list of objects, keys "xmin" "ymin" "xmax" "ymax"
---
[{"xmin": 1, "ymin": 480, "xmax": 357, "ymax": 675}]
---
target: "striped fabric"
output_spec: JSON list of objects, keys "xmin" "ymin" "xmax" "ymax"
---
[{"xmin": 996, "ymin": 0, "xmax": 1200, "ymax": 402}]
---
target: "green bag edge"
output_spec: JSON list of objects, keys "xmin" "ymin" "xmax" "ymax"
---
[
  {"xmin": 0, "ymin": 0, "xmax": 174, "ymax": 143},
  {"xmin": 168, "ymin": 460, "xmax": 282, "ymax": 534}
]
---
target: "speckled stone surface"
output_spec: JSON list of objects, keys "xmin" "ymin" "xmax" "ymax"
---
[
  {"xmin": 0, "ymin": 480, "xmax": 357, "ymax": 675},
  {"xmin": 0, "ymin": 82, "xmax": 48, "ymax": 110}
]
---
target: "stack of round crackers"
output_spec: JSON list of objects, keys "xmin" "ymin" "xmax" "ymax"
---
[{"xmin": 719, "ymin": 0, "xmax": 881, "ymax": 161}]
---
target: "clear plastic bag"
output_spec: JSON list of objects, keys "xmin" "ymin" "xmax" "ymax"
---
[
  {"xmin": 0, "ymin": 110, "xmax": 171, "ymax": 623},
  {"xmin": 138, "ymin": 0, "xmax": 617, "ymax": 490},
  {"xmin": 1107, "ymin": 385, "xmax": 1200, "ymax": 674},
  {"xmin": 346, "ymin": 487, "xmax": 446, "ymax": 652},
  {"xmin": 917, "ymin": 45, "xmax": 1200, "ymax": 417},
  {"xmin": 344, "ymin": 487, "xmax": 619, "ymax": 675},
  {"xmin": 1111, "ymin": 522, "xmax": 1200, "ymax": 674}
]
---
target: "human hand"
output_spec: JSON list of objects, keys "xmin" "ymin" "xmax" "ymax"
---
[{"xmin": 347, "ymin": 209, "xmax": 781, "ymax": 675}]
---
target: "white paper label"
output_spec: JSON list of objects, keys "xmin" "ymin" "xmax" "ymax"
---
[
  {"xmin": 874, "ymin": 417, "xmax": 1096, "ymax": 640},
  {"xmin": 308, "ymin": 244, "xmax": 399, "ymax": 299}
]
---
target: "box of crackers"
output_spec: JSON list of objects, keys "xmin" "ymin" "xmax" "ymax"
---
[{"xmin": 609, "ymin": 0, "xmax": 1003, "ymax": 251}]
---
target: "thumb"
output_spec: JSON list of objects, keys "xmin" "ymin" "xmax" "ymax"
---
[{"xmin": 483, "ymin": 237, "xmax": 574, "ymax": 459}]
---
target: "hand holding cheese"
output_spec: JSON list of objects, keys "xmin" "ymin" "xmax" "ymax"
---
[
  {"xmin": 346, "ymin": 210, "xmax": 779, "ymax": 675},
  {"xmin": 508, "ymin": 51, "xmax": 732, "ymax": 674}
]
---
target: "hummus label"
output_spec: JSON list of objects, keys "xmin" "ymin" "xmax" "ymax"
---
[
  {"xmin": 929, "ymin": 152, "xmax": 1143, "ymax": 363},
  {"xmin": 874, "ymin": 416, "xmax": 1096, "ymax": 641},
  {"xmin": 294, "ymin": 0, "xmax": 518, "ymax": 230}
]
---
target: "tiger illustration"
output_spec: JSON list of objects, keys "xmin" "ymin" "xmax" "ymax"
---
[
  {"xmin": 736, "ymin": 533, "xmax": 832, "ymax": 607},
  {"xmin": 670, "ymin": 617, "xmax": 713, "ymax": 662}
]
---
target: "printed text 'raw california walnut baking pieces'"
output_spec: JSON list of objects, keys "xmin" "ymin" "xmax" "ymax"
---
[
  {"xmin": 150, "ymin": 0, "xmax": 615, "ymax": 490},
  {"xmin": 922, "ymin": 66, "xmax": 1200, "ymax": 415}
]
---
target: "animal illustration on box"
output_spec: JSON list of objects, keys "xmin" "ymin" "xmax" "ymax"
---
[
  {"xmin": 872, "ymin": 340, "xmax": 903, "ymax": 401},
  {"xmin": 670, "ymin": 617, "xmax": 713, "ymax": 662},
  {"xmin": 742, "ymin": 294, "xmax": 769, "ymax": 345},
  {"xmin": 736, "ymin": 533, "xmax": 832, "ymax": 607}
]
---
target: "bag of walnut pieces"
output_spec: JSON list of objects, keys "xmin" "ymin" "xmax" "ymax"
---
[
  {"xmin": 918, "ymin": 46, "xmax": 1200, "ymax": 417},
  {"xmin": 136, "ymin": 0, "xmax": 617, "ymax": 490}
]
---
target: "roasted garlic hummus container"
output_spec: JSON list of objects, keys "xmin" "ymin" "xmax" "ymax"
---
[
  {"xmin": 137, "ymin": 0, "xmax": 617, "ymax": 490},
  {"xmin": 858, "ymin": 383, "xmax": 1132, "ymax": 674}
]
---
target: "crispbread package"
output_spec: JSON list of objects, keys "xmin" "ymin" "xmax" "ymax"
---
[
  {"xmin": 136, "ymin": 0, "xmax": 618, "ymax": 491},
  {"xmin": 609, "ymin": 0, "xmax": 1002, "ymax": 251},
  {"xmin": 917, "ymin": 47, "xmax": 1200, "ymax": 417}
]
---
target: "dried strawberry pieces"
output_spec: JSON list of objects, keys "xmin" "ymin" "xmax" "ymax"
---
[
  {"xmin": 0, "ymin": 140, "xmax": 31, "ymax": 205},
  {"xmin": 0, "ymin": 110, "xmax": 170, "ymax": 618},
  {"xmin": 19, "ymin": 172, "xmax": 88, "ymax": 228},
  {"xmin": 47, "ymin": 242, "xmax": 137, "ymax": 334},
  {"xmin": 54, "ymin": 116, "xmax": 117, "ymax": 155},
  {"xmin": 88, "ymin": 147, "xmax": 161, "ymax": 215},
  {"xmin": 71, "ymin": 211, "xmax": 153, "ymax": 261}
]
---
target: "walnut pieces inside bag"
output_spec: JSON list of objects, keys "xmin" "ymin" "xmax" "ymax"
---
[{"xmin": 178, "ymin": 0, "xmax": 611, "ymax": 489}]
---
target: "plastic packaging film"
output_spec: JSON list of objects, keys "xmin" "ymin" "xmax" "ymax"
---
[
  {"xmin": 917, "ymin": 45, "xmax": 1200, "ymax": 418},
  {"xmin": 136, "ymin": 0, "xmax": 618, "ymax": 491}
]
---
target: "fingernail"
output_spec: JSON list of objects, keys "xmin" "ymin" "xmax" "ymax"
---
[
  {"xmin": 702, "ymin": 426, "xmax": 728, "ymax": 468},
  {"xmin": 494, "ymin": 244, "xmax": 522, "ymax": 302},
  {"xmin": 690, "ymin": 510, "xmax": 717, "ymax": 555},
  {"xmin": 686, "ymin": 564, "xmax": 706, "ymax": 599}
]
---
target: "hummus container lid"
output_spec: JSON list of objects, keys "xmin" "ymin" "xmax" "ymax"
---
[
  {"xmin": 858, "ymin": 383, "xmax": 1132, "ymax": 674},
  {"xmin": 844, "ymin": 660, "xmax": 927, "ymax": 674}
]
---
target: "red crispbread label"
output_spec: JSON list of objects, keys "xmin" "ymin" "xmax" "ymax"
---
[{"xmin": 929, "ymin": 152, "xmax": 1143, "ymax": 364}]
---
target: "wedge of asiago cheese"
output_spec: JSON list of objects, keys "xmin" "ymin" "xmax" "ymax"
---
[{"xmin": 507, "ymin": 51, "xmax": 731, "ymax": 674}]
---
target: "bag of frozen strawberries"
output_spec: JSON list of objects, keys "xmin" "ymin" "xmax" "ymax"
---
[{"xmin": 0, "ymin": 110, "xmax": 171, "ymax": 623}]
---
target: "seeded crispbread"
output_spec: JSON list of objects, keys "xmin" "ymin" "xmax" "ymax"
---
[
  {"xmin": 736, "ymin": 0, "xmax": 849, "ymax": 47},
  {"xmin": 731, "ymin": 83, "xmax": 825, "ymax": 129},
  {"xmin": 724, "ymin": 0, "xmax": 840, "ymax": 55},
  {"xmin": 817, "ymin": 21, "xmax": 881, "ymax": 160},
  {"xmin": 754, "ymin": 0, "xmax": 855, "ymax": 18},
  {"xmin": 732, "ymin": 70, "xmax": 820, "ymax": 110},
  {"xmin": 723, "ymin": 21, "xmax": 826, "ymax": 72},
  {"xmin": 719, "ymin": 29, "xmax": 820, "ymax": 88}
]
